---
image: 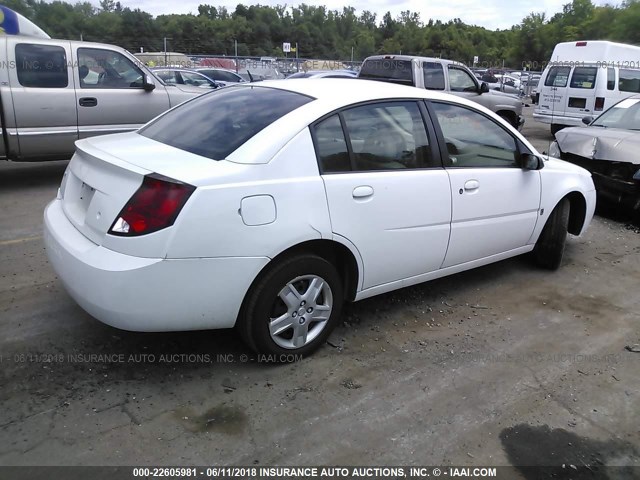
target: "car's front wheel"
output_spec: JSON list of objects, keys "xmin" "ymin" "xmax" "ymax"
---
[
  {"xmin": 238, "ymin": 254, "xmax": 343, "ymax": 357},
  {"xmin": 533, "ymin": 198, "xmax": 570, "ymax": 270}
]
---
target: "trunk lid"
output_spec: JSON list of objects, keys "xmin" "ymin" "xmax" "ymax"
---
[{"xmin": 60, "ymin": 132, "xmax": 231, "ymax": 250}]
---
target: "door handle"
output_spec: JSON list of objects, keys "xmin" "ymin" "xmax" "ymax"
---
[
  {"xmin": 79, "ymin": 97, "xmax": 98, "ymax": 107},
  {"xmin": 463, "ymin": 180, "xmax": 480, "ymax": 191},
  {"xmin": 352, "ymin": 185, "xmax": 374, "ymax": 198}
]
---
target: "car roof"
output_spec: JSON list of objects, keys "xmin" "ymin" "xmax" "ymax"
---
[
  {"xmin": 224, "ymin": 78, "xmax": 536, "ymax": 165},
  {"xmin": 255, "ymin": 78, "xmax": 451, "ymax": 104},
  {"xmin": 196, "ymin": 67, "xmax": 238, "ymax": 73},
  {"xmin": 363, "ymin": 54, "xmax": 461, "ymax": 67},
  {"xmin": 152, "ymin": 67, "xmax": 200, "ymax": 72}
]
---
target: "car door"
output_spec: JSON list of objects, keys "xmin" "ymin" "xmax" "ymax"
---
[
  {"xmin": 537, "ymin": 66, "xmax": 570, "ymax": 118},
  {"xmin": 314, "ymin": 101, "xmax": 452, "ymax": 290},
  {"xmin": 5, "ymin": 38, "xmax": 78, "ymax": 160},
  {"xmin": 74, "ymin": 46, "xmax": 171, "ymax": 139},
  {"xmin": 565, "ymin": 65, "xmax": 599, "ymax": 117},
  {"xmin": 428, "ymin": 101, "xmax": 541, "ymax": 268}
]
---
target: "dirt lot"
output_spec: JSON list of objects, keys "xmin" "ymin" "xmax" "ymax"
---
[{"xmin": 0, "ymin": 106, "xmax": 639, "ymax": 474}]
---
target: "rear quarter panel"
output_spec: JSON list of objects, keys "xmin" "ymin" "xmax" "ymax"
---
[{"xmin": 166, "ymin": 128, "xmax": 333, "ymax": 259}]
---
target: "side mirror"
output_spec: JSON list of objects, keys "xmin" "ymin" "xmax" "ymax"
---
[
  {"xmin": 479, "ymin": 82, "xmax": 489, "ymax": 94},
  {"xmin": 582, "ymin": 115, "xmax": 593, "ymax": 125},
  {"xmin": 519, "ymin": 152, "xmax": 544, "ymax": 170},
  {"xmin": 143, "ymin": 74, "xmax": 156, "ymax": 91}
]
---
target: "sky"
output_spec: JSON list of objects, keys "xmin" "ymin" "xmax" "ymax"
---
[{"xmin": 104, "ymin": 0, "xmax": 606, "ymax": 30}]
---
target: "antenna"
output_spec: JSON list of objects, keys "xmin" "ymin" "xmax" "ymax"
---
[{"xmin": 548, "ymin": 54, "xmax": 559, "ymax": 156}]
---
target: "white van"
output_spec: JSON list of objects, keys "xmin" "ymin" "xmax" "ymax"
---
[{"xmin": 533, "ymin": 40, "xmax": 640, "ymax": 134}]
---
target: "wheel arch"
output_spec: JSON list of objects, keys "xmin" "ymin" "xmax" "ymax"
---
[
  {"xmin": 242, "ymin": 239, "xmax": 362, "ymax": 311},
  {"xmin": 565, "ymin": 191, "xmax": 588, "ymax": 236},
  {"xmin": 496, "ymin": 109, "xmax": 517, "ymax": 127}
]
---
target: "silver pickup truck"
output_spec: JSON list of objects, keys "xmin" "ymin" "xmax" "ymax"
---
[
  {"xmin": 0, "ymin": 36, "xmax": 206, "ymax": 162},
  {"xmin": 359, "ymin": 55, "xmax": 524, "ymax": 129}
]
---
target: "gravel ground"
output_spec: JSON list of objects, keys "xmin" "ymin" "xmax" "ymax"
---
[{"xmin": 0, "ymin": 106, "xmax": 638, "ymax": 473}]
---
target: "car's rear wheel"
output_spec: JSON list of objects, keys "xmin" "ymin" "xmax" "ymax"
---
[
  {"xmin": 533, "ymin": 198, "xmax": 570, "ymax": 270},
  {"xmin": 238, "ymin": 255, "xmax": 343, "ymax": 357}
]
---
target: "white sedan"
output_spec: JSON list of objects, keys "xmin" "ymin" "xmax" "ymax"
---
[{"xmin": 44, "ymin": 79, "xmax": 596, "ymax": 356}]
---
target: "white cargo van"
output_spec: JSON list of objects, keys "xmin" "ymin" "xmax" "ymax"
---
[{"xmin": 533, "ymin": 40, "xmax": 640, "ymax": 134}]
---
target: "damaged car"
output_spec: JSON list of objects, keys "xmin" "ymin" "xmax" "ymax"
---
[{"xmin": 549, "ymin": 95, "xmax": 640, "ymax": 219}]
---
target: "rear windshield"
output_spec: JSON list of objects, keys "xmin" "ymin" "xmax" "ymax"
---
[
  {"xmin": 359, "ymin": 59, "xmax": 414, "ymax": 86},
  {"xmin": 569, "ymin": 67, "xmax": 597, "ymax": 89},
  {"xmin": 139, "ymin": 86, "xmax": 312, "ymax": 160},
  {"xmin": 287, "ymin": 72, "xmax": 312, "ymax": 78},
  {"xmin": 198, "ymin": 69, "xmax": 241, "ymax": 82}
]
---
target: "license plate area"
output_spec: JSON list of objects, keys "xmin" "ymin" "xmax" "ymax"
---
[{"xmin": 62, "ymin": 171, "xmax": 96, "ymax": 225}]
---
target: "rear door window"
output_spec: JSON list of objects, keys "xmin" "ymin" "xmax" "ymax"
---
[
  {"xmin": 423, "ymin": 62, "xmax": 445, "ymax": 90},
  {"xmin": 16, "ymin": 43, "xmax": 68, "ymax": 88},
  {"xmin": 544, "ymin": 66, "xmax": 570, "ymax": 87},
  {"xmin": 313, "ymin": 101, "xmax": 435, "ymax": 172},
  {"xmin": 569, "ymin": 67, "xmax": 597, "ymax": 89},
  {"xmin": 313, "ymin": 115, "xmax": 351, "ymax": 172}
]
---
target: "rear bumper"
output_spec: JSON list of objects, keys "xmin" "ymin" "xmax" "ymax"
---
[{"xmin": 44, "ymin": 199, "xmax": 269, "ymax": 332}]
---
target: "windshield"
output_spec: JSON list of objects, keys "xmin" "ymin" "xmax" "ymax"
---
[
  {"xmin": 591, "ymin": 97, "xmax": 640, "ymax": 130},
  {"xmin": 139, "ymin": 86, "xmax": 313, "ymax": 160}
]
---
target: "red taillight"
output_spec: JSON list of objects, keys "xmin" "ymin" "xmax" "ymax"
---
[
  {"xmin": 576, "ymin": 41, "xmax": 587, "ymax": 47},
  {"xmin": 109, "ymin": 174, "xmax": 195, "ymax": 237},
  {"xmin": 595, "ymin": 97, "xmax": 605, "ymax": 111}
]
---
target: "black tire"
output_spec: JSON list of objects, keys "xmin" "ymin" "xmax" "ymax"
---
[
  {"xmin": 237, "ymin": 254, "xmax": 343, "ymax": 357},
  {"xmin": 550, "ymin": 123, "xmax": 564, "ymax": 136},
  {"xmin": 533, "ymin": 198, "xmax": 570, "ymax": 270},
  {"xmin": 498, "ymin": 112, "xmax": 517, "ymax": 128}
]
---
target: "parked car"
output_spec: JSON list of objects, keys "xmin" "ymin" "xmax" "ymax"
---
[
  {"xmin": 526, "ymin": 74, "xmax": 542, "ymax": 104},
  {"xmin": 359, "ymin": 55, "xmax": 525, "ymax": 129},
  {"xmin": 151, "ymin": 68, "xmax": 220, "ymax": 89},
  {"xmin": 488, "ymin": 74, "xmax": 524, "ymax": 96},
  {"xmin": 549, "ymin": 95, "xmax": 640, "ymax": 218},
  {"xmin": 287, "ymin": 70, "xmax": 357, "ymax": 79},
  {"xmin": 195, "ymin": 67, "xmax": 246, "ymax": 87},
  {"xmin": 0, "ymin": 36, "xmax": 205, "ymax": 162},
  {"xmin": 44, "ymin": 79, "xmax": 596, "ymax": 356}
]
